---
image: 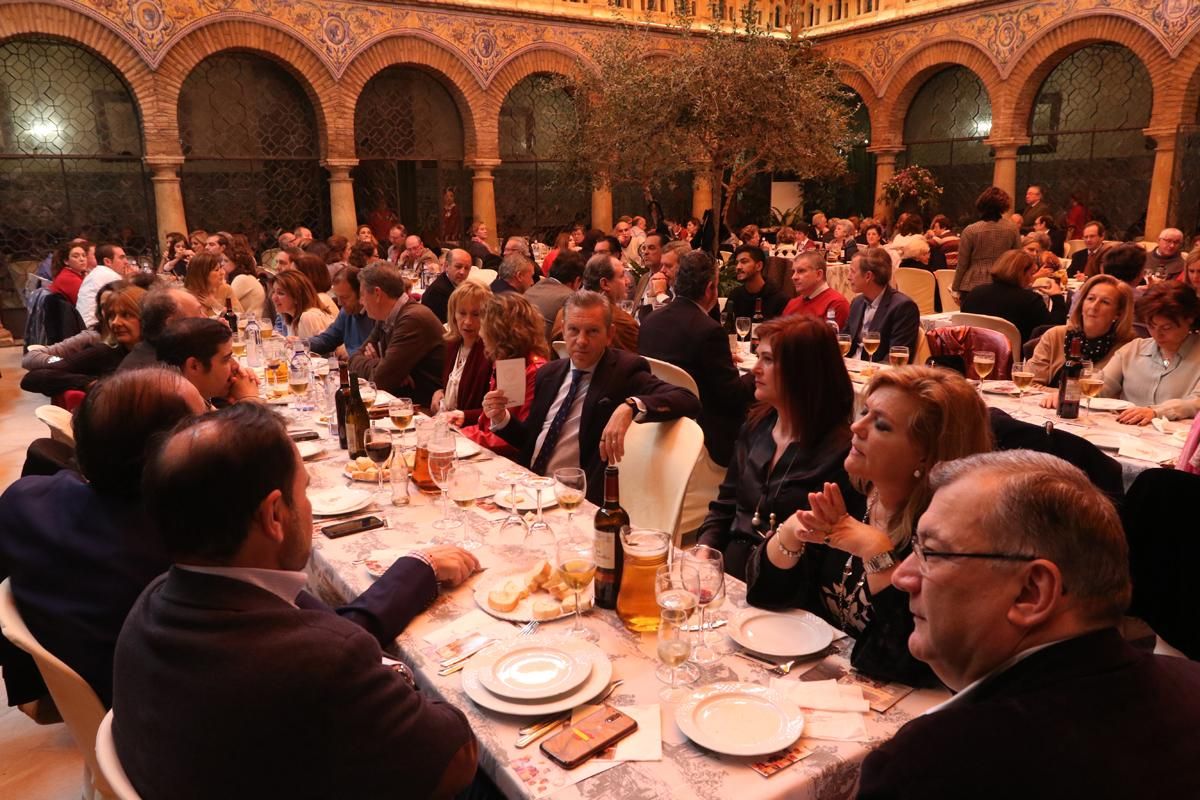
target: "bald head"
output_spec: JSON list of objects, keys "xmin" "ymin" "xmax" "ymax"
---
[
  {"xmin": 141, "ymin": 287, "xmax": 206, "ymax": 344},
  {"xmin": 447, "ymin": 248, "xmax": 472, "ymax": 285}
]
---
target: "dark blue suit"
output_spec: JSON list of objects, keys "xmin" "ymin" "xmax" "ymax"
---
[{"xmin": 843, "ymin": 285, "xmax": 920, "ymax": 363}]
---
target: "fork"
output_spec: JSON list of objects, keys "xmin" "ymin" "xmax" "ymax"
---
[
  {"xmin": 734, "ymin": 651, "xmax": 796, "ymax": 676},
  {"xmin": 437, "ymin": 620, "xmax": 538, "ymax": 676}
]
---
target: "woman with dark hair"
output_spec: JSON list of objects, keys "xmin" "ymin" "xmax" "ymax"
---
[
  {"xmin": 746, "ymin": 365, "xmax": 991, "ymax": 685},
  {"xmin": 160, "ymin": 232, "xmax": 192, "ymax": 276},
  {"xmin": 697, "ymin": 315, "xmax": 862, "ymax": 582},
  {"xmin": 356, "ymin": 225, "xmax": 378, "ymax": 250},
  {"xmin": 270, "ymin": 270, "xmax": 335, "ymax": 339},
  {"xmin": 953, "ymin": 186, "xmax": 1022, "ymax": 298},
  {"xmin": 960, "ymin": 249, "xmax": 1057, "ymax": 345},
  {"xmin": 430, "ymin": 282, "xmax": 492, "ymax": 424},
  {"xmin": 325, "ymin": 235, "xmax": 351, "ymax": 274},
  {"xmin": 348, "ymin": 241, "xmax": 378, "ymax": 270},
  {"xmin": 541, "ymin": 231, "xmax": 572, "ymax": 277},
  {"xmin": 647, "ymin": 200, "xmax": 669, "ymax": 239},
  {"xmin": 884, "ymin": 213, "xmax": 924, "ymax": 267},
  {"xmin": 49, "ymin": 239, "xmax": 92, "ymax": 305},
  {"xmin": 227, "ymin": 248, "xmax": 267, "ymax": 318},
  {"xmin": 294, "ymin": 252, "xmax": 339, "ymax": 317},
  {"xmin": 184, "ymin": 253, "xmax": 241, "ymax": 317}
]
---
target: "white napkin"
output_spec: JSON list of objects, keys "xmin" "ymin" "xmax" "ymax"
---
[
  {"xmin": 569, "ymin": 704, "xmax": 663, "ymax": 762},
  {"xmin": 422, "ymin": 609, "xmax": 513, "ymax": 648},
  {"xmin": 1118, "ymin": 437, "xmax": 1179, "ymax": 464},
  {"xmin": 800, "ymin": 710, "xmax": 869, "ymax": 742},
  {"xmin": 769, "ymin": 678, "xmax": 870, "ymax": 713}
]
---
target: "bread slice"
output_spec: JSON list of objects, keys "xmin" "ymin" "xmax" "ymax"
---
[
  {"xmin": 487, "ymin": 586, "xmax": 521, "ymax": 613},
  {"xmin": 531, "ymin": 597, "xmax": 562, "ymax": 620},
  {"xmin": 527, "ymin": 560, "xmax": 553, "ymax": 590},
  {"xmin": 561, "ymin": 593, "xmax": 593, "ymax": 614}
]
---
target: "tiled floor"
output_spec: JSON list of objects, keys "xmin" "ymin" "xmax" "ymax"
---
[{"xmin": 0, "ymin": 345, "xmax": 85, "ymax": 799}]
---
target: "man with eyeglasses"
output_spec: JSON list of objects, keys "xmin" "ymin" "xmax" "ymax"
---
[
  {"xmin": 857, "ymin": 450, "xmax": 1200, "ymax": 799},
  {"xmin": 1145, "ymin": 227, "xmax": 1186, "ymax": 279}
]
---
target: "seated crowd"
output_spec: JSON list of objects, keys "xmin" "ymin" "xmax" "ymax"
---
[{"xmin": 5, "ymin": 199, "xmax": 1200, "ymax": 798}]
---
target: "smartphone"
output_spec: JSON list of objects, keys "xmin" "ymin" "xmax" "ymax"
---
[
  {"xmin": 540, "ymin": 706, "xmax": 638, "ymax": 769},
  {"xmin": 288, "ymin": 430, "xmax": 320, "ymax": 442},
  {"xmin": 321, "ymin": 516, "xmax": 385, "ymax": 539}
]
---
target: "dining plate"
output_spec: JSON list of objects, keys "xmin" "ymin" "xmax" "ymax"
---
[
  {"xmin": 363, "ymin": 549, "xmax": 404, "ymax": 579},
  {"xmin": 475, "ymin": 637, "xmax": 593, "ymax": 701},
  {"xmin": 674, "ymin": 682, "xmax": 804, "ymax": 756},
  {"xmin": 472, "ymin": 570, "xmax": 589, "ymax": 623},
  {"xmin": 492, "ymin": 489, "xmax": 557, "ymax": 512},
  {"xmin": 309, "ymin": 487, "xmax": 372, "ymax": 517},
  {"xmin": 728, "ymin": 608, "xmax": 834, "ymax": 658},
  {"xmin": 1083, "ymin": 432, "xmax": 1123, "ymax": 452},
  {"xmin": 461, "ymin": 639, "xmax": 612, "ymax": 716},
  {"xmin": 1087, "ymin": 397, "xmax": 1133, "ymax": 412},
  {"xmin": 296, "ymin": 440, "xmax": 324, "ymax": 460},
  {"xmin": 981, "ymin": 380, "xmax": 1020, "ymax": 396}
]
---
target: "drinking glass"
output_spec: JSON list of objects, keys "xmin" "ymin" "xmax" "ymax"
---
[
  {"xmin": 522, "ymin": 475, "xmax": 557, "ymax": 549},
  {"xmin": 429, "ymin": 447, "xmax": 460, "ymax": 534},
  {"xmin": 837, "ymin": 333, "xmax": 852, "ymax": 358},
  {"xmin": 657, "ymin": 610, "xmax": 698, "ymax": 700},
  {"xmin": 388, "ymin": 398, "xmax": 414, "ymax": 431},
  {"xmin": 553, "ymin": 467, "xmax": 586, "ymax": 533},
  {"xmin": 972, "ymin": 351, "xmax": 995, "ymax": 386},
  {"xmin": 556, "ymin": 537, "xmax": 597, "ymax": 641},
  {"xmin": 862, "ymin": 331, "xmax": 881, "ymax": 360},
  {"xmin": 654, "ymin": 564, "xmax": 700, "ymax": 690},
  {"xmin": 619, "ymin": 299, "xmax": 636, "ymax": 316},
  {"xmin": 1079, "ymin": 360, "xmax": 1101, "ymax": 418},
  {"xmin": 390, "ymin": 439, "xmax": 410, "ymax": 507},
  {"xmin": 1011, "ymin": 359, "xmax": 1035, "ymax": 407},
  {"xmin": 358, "ymin": 378, "xmax": 377, "ymax": 408},
  {"xmin": 734, "ymin": 317, "xmax": 752, "ymax": 348},
  {"xmin": 888, "ymin": 346, "xmax": 910, "ymax": 368},
  {"xmin": 364, "ymin": 427, "xmax": 392, "ymax": 496},
  {"xmin": 448, "ymin": 463, "xmax": 482, "ymax": 550},
  {"xmin": 289, "ymin": 357, "xmax": 311, "ymax": 411},
  {"xmin": 495, "ymin": 468, "xmax": 529, "ymax": 542},
  {"xmin": 681, "ymin": 545, "xmax": 725, "ymax": 665}
]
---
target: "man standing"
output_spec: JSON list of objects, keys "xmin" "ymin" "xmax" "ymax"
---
[
  {"xmin": 726, "ymin": 245, "xmax": 788, "ymax": 322},
  {"xmin": 1069, "ymin": 221, "xmax": 1110, "ymax": 277},
  {"xmin": 491, "ymin": 254, "xmax": 535, "ymax": 295},
  {"xmin": 76, "ymin": 243, "xmax": 131, "ymax": 327},
  {"xmin": 113, "ymin": 403, "xmax": 478, "ymax": 799},
  {"xmin": 614, "ymin": 218, "xmax": 643, "ymax": 267},
  {"xmin": 420, "ymin": 248, "xmax": 472, "ymax": 323},
  {"xmin": 398, "ymin": 234, "xmax": 437, "ymax": 274},
  {"xmin": 349, "ymin": 262, "xmax": 445, "ymax": 404},
  {"xmin": 843, "ymin": 247, "xmax": 920, "ymax": 362},
  {"xmin": 782, "ymin": 251, "xmax": 851, "ymax": 328},
  {"xmin": 308, "ymin": 265, "xmax": 376, "ymax": 358},
  {"xmin": 1145, "ymin": 228, "xmax": 1185, "ymax": 278},
  {"xmin": 631, "ymin": 232, "xmax": 667, "ymax": 308},
  {"xmin": 639, "ymin": 251, "xmax": 753, "ymax": 467},
  {"xmin": 525, "ymin": 249, "xmax": 584, "ymax": 340},
  {"xmin": 858, "ymin": 451, "xmax": 1200, "ymax": 798},
  {"xmin": 483, "ymin": 291, "xmax": 699, "ymax": 505},
  {"xmin": 551, "ymin": 254, "xmax": 638, "ymax": 351},
  {"xmin": 1020, "ymin": 184, "xmax": 1052, "ymax": 232}
]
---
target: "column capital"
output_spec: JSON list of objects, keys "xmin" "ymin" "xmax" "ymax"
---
[
  {"xmin": 866, "ymin": 143, "xmax": 905, "ymax": 157},
  {"xmin": 984, "ymin": 136, "xmax": 1030, "ymax": 153},
  {"xmin": 1143, "ymin": 125, "xmax": 1180, "ymax": 149},
  {"xmin": 467, "ymin": 158, "xmax": 502, "ymax": 174},
  {"xmin": 144, "ymin": 155, "xmax": 184, "ymax": 175},
  {"xmin": 322, "ymin": 158, "xmax": 359, "ymax": 179}
]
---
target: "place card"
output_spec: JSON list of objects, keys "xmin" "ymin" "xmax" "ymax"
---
[
  {"xmin": 496, "ymin": 358, "xmax": 527, "ymax": 408},
  {"xmin": 750, "ymin": 742, "xmax": 816, "ymax": 778},
  {"xmin": 769, "ymin": 677, "xmax": 870, "ymax": 713},
  {"xmin": 422, "ymin": 608, "xmax": 512, "ymax": 649},
  {"xmin": 800, "ymin": 710, "xmax": 869, "ymax": 742}
]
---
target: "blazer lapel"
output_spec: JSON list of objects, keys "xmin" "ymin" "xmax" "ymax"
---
[
  {"xmin": 869, "ymin": 287, "xmax": 896, "ymax": 332},
  {"xmin": 579, "ymin": 349, "xmax": 617, "ymax": 449}
]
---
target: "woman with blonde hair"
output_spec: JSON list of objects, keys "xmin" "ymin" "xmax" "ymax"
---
[
  {"xmin": 1030, "ymin": 274, "xmax": 1135, "ymax": 387},
  {"xmin": 184, "ymin": 253, "xmax": 242, "ymax": 317},
  {"xmin": 748, "ymin": 365, "xmax": 991, "ymax": 686},
  {"xmin": 269, "ymin": 269, "xmax": 334, "ymax": 339},
  {"xmin": 460, "ymin": 293, "xmax": 550, "ymax": 457},
  {"xmin": 430, "ymin": 281, "xmax": 493, "ymax": 425}
]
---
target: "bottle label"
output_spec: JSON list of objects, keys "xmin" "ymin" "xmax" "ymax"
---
[
  {"xmin": 1063, "ymin": 378, "xmax": 1081, "ymax": 403},
  {"xmin": 594, "ymin": 528, "xmax": 617, "ymax": 569}
]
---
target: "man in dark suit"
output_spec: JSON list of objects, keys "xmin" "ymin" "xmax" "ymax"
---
[
  {"xmin": 482, "ymin": 290, "xmax": 700, "ymax": 505},
  {"xmin": 639, "ymin": 251, "xmax": 753, "ymax": 467},
  {"xmin": 1068, "ymin": 221, "xmax": 1110, "ymax": 277},
  {"xmin": 349, "ymin": 261, "xmax": 445, "ymax": 404},
  {"xmin": 113, "ymin": 403, "xmax": 478, "ymax": 799},
  {"xmin": 858, "ymin": 451, "xmax": 1200, "ymax": 799},
  {"xmin": 525, "ymin": 249, "xmax": 583, "ymax": 341},
  {"xmin": 843, "ymin": 247, "xmax": 920, "ymax": 362},
  {"xmin": 419, "ymin": 247, "xmax": 471, "ymax": 324}
]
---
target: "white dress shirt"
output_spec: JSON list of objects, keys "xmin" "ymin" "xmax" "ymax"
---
[
  {"xmin": 531, "ymin": 366, "xmax": 593, "ymax": 475},
  {"xmin": 852, "ymin": 290, "xmax": 885, "ymax": 359},
  {"xmin": 76, "ymin": 265, "xmax": 122, "ymax": 327}
]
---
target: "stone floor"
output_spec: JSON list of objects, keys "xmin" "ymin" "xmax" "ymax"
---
[{"xmin": 0, "ymin": 345, "xmax": 85, "ymax": 799}]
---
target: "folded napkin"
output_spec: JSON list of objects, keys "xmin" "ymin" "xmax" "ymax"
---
[
  {"xmin": 1118, "ymin": 436, "xmax": 1179, "ymax": 465},
  {"xmin": 769, "ymin": 678, "xmax": 870, "ymax": 713},
  {"xmin": 422, "ymin": 609, "xmax": 513, "ymax": 648},
  {"xmin": 799, "ymin": 710, "xmax": 869, "ymax": 742}
]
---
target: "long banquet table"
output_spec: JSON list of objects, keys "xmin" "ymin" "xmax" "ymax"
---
[{"xmin": 294, "ymin": 415, "xmax": 947, "ymax": 800}]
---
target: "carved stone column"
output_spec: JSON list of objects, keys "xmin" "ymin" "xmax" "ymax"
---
[
  {"xmin": 1144, "ymin": 125, "xmax": 1180, "ymax": 238},
  {"xmin": 467, "ymin": 159, "xmax": 501, "ymax": 249},
  {"xmin": 867, "ymin": 144, "xmax": 906, "ymax": 222},
  {"xmin": 323, "ymin": 158, "xmax": 360, "ymax": 240},
  {"xmin": 692, "ymin": 170, "xmax": 714, "ymax": 221},
  {"xmin": 591, "ymin": 181, "xmax": 613, "ymax": 233},
  {"xmin": 145, "ymin": 155, "xmax": 187, "ymax": 251},
  {"xmin": 985, "ymin": 137, "xmax": 1029, "ymax": 208}
]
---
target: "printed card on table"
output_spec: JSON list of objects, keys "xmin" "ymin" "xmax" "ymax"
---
[{"xmin": 750, "ymin": 742, "xmax": 816, "ymax": 778}]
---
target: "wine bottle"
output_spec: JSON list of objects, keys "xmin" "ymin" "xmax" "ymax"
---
[
  {"xmin": 222, "ymin": 297, "xmax": 239, "ymax": 334},
  {"xmin": 345, "ymin": 371, "xmax": 369, "ymax": 458},
  {"xmin": 750, "ymin": 297, "xmax": 765, "ymax": 354},
  {"xmin": 334, "ymin": 362, "xmax": 351, "ymax": 450},
  {"xmin": 1057, "ymin": 334, "xmax": 1083, "ymax": 420},
  {"xmin": 593, "ymin": 465, "xmax": 629, "ymax": 610}
]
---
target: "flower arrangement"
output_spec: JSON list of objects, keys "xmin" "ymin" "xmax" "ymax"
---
[{"xmin": 880, "ymin": 165, "xmax": 943, "ymax": 208}]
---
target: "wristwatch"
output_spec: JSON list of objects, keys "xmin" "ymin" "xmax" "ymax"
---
[{"xmin": 863, "ymin": 550, "xmax": 901, "ymax": 574}]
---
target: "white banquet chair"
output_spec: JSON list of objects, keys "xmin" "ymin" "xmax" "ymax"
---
[
  {"xmin": 895, "ymin": 268, "xmax": 937, "ymax": 315},
  {"xmin": 618, "ymin": 418, "xmax": 705, "ymax": 546},
  {"xmin": 933, "ymin": 270, "xmax": 959, "ymax": 312},
  {"xmin": 95, "ymin": 710, "xmax": 142, "ymax": 800},
  {"xmin": 641, "ymin": 356, "xmax": 700, "ymax": 397},
  {"xmin": 466, "ymin": 267, "xmax": 496, "ymax": 287},
  {"xmin": 551, "ymin": 340, "xmax": 569, "ymax": 360},
  {"xmin": 951, "ymin": 312, "xmax": 1022, "ymax": 358},
  {"xmin": 36, "ymin": 404, "xmax": 75, "ymax": 446}
]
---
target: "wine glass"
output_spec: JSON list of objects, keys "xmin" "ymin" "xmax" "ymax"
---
[
  {"xmin": 972, "ymin": 350, "xmax": 995, "ymax": 388},
  {"xmin": 734, "ymin": 317, "xmax": 752, "ymax": 350},
  {"xmin": 364, "ymin": 427, "xmax": 392, "ymax": 496},
  {"xmin": 358, "ymin": 378, "xmax": 377, "ymax": 408},
  {"xmin": 289, "ymin": 356, "xmax": 311, "ymax": 411},
  {"xmin": 1011, "ymin": 359, "xmax": 1034, "ymax": 408},
  {"xmin": 555, "ymin": 537, "xmax": 597, "ymax": 641},
  {"xmin": 681, "ymin": 545, "xmax": 725, "ymax": 665},
  {"xmin": 654, "ymin": 564, "xmax": 700, "ymax": 694},
  {"xmin": 1080, "ymin": 360, "xmax": 1101, "ymax": 418},
  {"xmin": 522, "ymin": 474, "xmax": 557, "ymax": 543},
  {"xmin": 448, "ymin": 463, "xmax": 482, "ymax": 550},
  {"xmin": 428, "ymin": 446, "xmax": 459, "ymax": 534},
  {"xmin": 837, "ymin": 333, "xmax": 852, "ymax": 358},
  {"xmin": 553, "ymin": 467, "xmax": 586, "ymax": 534},
  {"xmin": 495, "ymin": 468, "xmax": 529, "ymax": 542},
  {"xmin": 389, "ymin": 398, "xmax": 414, "ymax": 431},
  {"xmin": 657, "ymin": 610, "xmax": 697, "ymax": 701},
  {"xmin": 862, "ymin": 331, "xmax": 881, "ymax": 361},
  {"xmin": 888, "ymin": 346, "xmax": 909, "ymax": 368}
]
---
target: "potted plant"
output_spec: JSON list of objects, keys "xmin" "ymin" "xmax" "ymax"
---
[{"xmin": 880, "ymin": 165, "xmax": 943, "ymax": 216}]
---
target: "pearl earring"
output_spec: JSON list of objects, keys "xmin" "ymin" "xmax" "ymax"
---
[{"xmin": 913, "ymin": 468, "xmax": 922, "ymax": 478}]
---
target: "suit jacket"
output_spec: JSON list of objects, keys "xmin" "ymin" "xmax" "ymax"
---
[
  {"xmin": 419, "ymin": 272, "xmax": 455, "ymax": 323},
  {"xmin": 494, "ymin": 348, "xmax": 700, "ymax": 505},
  {"xmin": 523, "ymin": 277, "xmax": 573, "ymax": 341},
  {"xmin": 638, "ymin": 298, "xmax": 754, "ymax": 466},
  {"xmin": 490, "ymin": 277, "xmax": 519, "ymax": 295},
  {"xmin": 843, "ymin": 286, "xmax": 920, "ymax": 362},
  {"xmin": 857, "ymin": 628, "xmax": 1200, "ymax": 799},
  {"xmin": 349, "ymin": 299, "xmax": 445, "ymax": 405},
  {"xmin": 1069, "ymin": 245, "xmax": 1111, "ymax": 278},
  {"xmin": 113, "ymin": 568, "xmax": 475, "ymax": 800}
]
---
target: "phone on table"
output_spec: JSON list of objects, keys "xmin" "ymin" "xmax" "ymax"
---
[
  {"xmin": 288, "ymin": 430, "xmax": 320, "ymax": 442},
  {"xmin": 321, "ymin": 516, "xmax": 385, "ymax": 539},
  {"xmin": 540, "ymin": 706, "xmax": 638, "ymax": 769}
]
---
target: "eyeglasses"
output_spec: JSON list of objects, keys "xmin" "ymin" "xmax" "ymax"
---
[{"xmin": 911, "ymin": 538, "xmax": 1038, "ymax": 572}]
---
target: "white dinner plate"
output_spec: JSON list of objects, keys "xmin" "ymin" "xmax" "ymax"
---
[
  {"xmin": 296, "ymin": 440, "xmax": 324, "ymax": 460},
  {"xmin": 461, "ymin": 639, "xmax": 612, "ymax": 716},
  {"xmin": 363, "ymin": 549, "xmax": 404, "ymax": 579},
  {"xmin": 475, "ymin": 637, "xmax": 593, "ymax": 701},
  {"xmin": 675, "ymin": 682, "xmax": 804, "ymax": 756},
  {"xmin": 309, "ymin": 487, "xmax": 372, "ymax": 517},
  {"xmin": 728, "ymin": 608, "xmax": 834, "ymax": 658},
  {"xmin": 981, "ymin": 380, "xmax": 1020, "ymax": 396},
  {"xmin": 492, "ymin": 489, "xmax": 557, "ymax": 513},
  {"xmin": 1087, "ymin": 397, "xmax": 1133, "ymax": 412},
  {"xmin": 1083, "ymin": 432, "xmax": 1123, "ymax": 452},
  {"xmin": 472, "ymin": 570, "xmax": 589, "ymax": 623}
]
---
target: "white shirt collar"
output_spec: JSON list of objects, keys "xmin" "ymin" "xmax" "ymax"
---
[
  {"xmin": 806, "ymin": 281, "xmax": 831, "ymax": 301},
  {"xmin": 176, "ymin": 564, "xmax": 308, "ymax": 608}
]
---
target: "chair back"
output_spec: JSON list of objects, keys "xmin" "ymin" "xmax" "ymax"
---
[
  {"xmin": 96, "ymin": 710, "xmax": 142, "ymax": 800},
  {"xmin": 551, "ymin": 340, "xmax": 569, "ymax": 360},
  {"xmin": 895, "ymin": 268, "xmax": 937, "ymax": 315},
  {"xmin": 764, "ymin": 257, "xmax": 796, "ymax": 299},
  {"xmin": 1138, "ymin": 241, "xmax": 1156, "ymax": 252},
  {"xmin": 924, "ymin": 325, "xmax": 1013, "ymax": 380},
  {"xmin": 641, "ymin": 356, "xmax": 699, "ymax": 397},
  {"xmin": 466, "ymin": 267, "xmax": 496, "ymax": 287},
  {"xmin": 618, "ymin": 419, "xmax": 706, "ymax": 544},
  {"xmin": 0, "ymin": 579, "xmax": 114, "ymax": 799},
  {"xmin": 951, "ymin": 312, "xmax": 1021, "ymax": 357},
  {"xmin": 35, "ymin": 404, "xmax": 75, "ymax": 446},
  {"xmin": 933, "ymin": 270, "xmax": 959, "ymax": 312},
  {"xmin": 1064, "ymin": 239, "xmax": 1085, "ymax": 257}
]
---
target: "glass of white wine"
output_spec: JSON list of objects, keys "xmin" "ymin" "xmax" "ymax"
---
[
  {"xmin": 1079, "ymin": 361, "xmax": 1103, "ymax": 418},
  {"xmin": 657, "ymin": 609, "xmax": 696, "ymax": 701},
  {"xmin": 837, "ymin": 333, "xmax": 852, "ymax": 358},
  {"xmin": 655, "ymin": 564, "xmax": 699, "ymax": 695},
  {"xmin": 973, "ymin": 350, "xmax": 996, "ymax": 388},
  {"xmin": 888, "ymin": 346, "xmax": 909, "ymax": 368},
  {"xmin": 862, "ymin": 331, "xmax": 881, "ymax": 361},
  {"xmin": 388, "ymin": 398, "xmax": 414, "ymax": 430},
  {"xmin": 1011, "ymin": 359, "xmax": 1035, "ymax": 407},
  {"xmin": 553, "ymin": 467, "xmax": 586, "ymax": 534},
  {"xmin": 556, "ymin": 537, "xmax": 597, "ymax": 641},
  {"xmin": 448, "ymin": 463, "xmax": 481, "ymax": 550}
]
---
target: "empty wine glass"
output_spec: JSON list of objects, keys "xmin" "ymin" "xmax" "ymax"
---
[
  {"xmin": 553, "ymin": 467, "xmax": 586, "ymax": 534},
  {"xmin": 448, "ymin": 463, "xmax": 482, "ymax": 550},
  {"xmin": 495, "ymin": 468, "xmax": 528, "ymax": 542},
  {"xmin": 681, "ymin": 545, "xmax": 725, "ymax": 665},
  {"xmin": 556, "ymin": 537, "xmax": 597, "ymax": 641},
  {"xmin": 522, "ymin": 474, "xmax": 556, "ymax": 542},
  {"xmin": 428, "ymin": 447, "xmax": 459, "ymax": 536},
  {"xmin": 734, "ymin": 316, "xmax": 751, "ymax": 349}
]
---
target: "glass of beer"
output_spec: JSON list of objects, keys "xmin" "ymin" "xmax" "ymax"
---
[
  {"xmin": 231, "ymin": 335, "xmax": 247, "ymax": 360},
  {"xmin": 973, "ymin": 350, "xmax": 995, "ymax": 385},
  {"xmin": 553, "ymin": 467, "xmax": 587, "ymax": 534},
  {"xmin": 837, "ymin": 333, "xmax": 852, "ymax": 358},
  {"xmin": 389, "ymin": 398, "xmax": 414, "ymax": 430},
  {"xmin": 1079, "ymin": 361, "xmax": 1103, "ymax": 418},
  {"xmin": 888, "ymin": 346, "xmax": 909, "ymax": 368},
  {"xmin": 862, "ymin": 331, "xmax": 881, "ymax": 360},
  {"xmin": 1011, "ymin": 359, "xmax": 1035, "ymax": 406},
  {"xmin": 556, "ymin": 537, "xmax": 597, "ymax": 641}
]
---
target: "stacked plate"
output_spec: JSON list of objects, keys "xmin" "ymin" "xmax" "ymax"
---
[
  {"xmin": 675, "ymin": 682, "xmax": 804, "ymax": 756},
  {"xmin": 309, "ymin": 487, "xmax": 372, "ymax": 517},
  {"xmin": 461, "ymin": 636, "xmax": 612, "ymax": 716}
]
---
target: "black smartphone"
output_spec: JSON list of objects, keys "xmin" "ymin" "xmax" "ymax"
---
[
  {"xmin": 540, "ymin": 706, "xmax": 638, "ymax": 769},
  {"xmin": 289, "ymin": 430, "xmax": 320, "ymax": 442},
  {"xmin": 321, "ymin": 516, "xmax": 385, "ymax": 539}
]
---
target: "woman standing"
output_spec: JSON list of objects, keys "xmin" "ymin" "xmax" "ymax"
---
[
  {"xmin": 430, "ymin": 282, "xmax": 493, "ymax": 425},
  {"xmin": 184, "ymin": 253, "xmax": 242, "ymax": 318},
  {"xmin": 953, "ymin": 187, "xmax": 1022, "ymax": 299},
  {"xmin": 270, "ymin": 270, "xmax": 335, "ymax": 340}
]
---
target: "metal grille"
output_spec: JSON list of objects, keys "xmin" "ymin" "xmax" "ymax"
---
[
  {"xmin": 178, "ymin": 54, "xmax": 326, "ymax": 236},
  {"xmin": 902, "ymin": 67, "xmax": 993, "ymax": 228},
  {"xmin": 805, "ymin": 88, "xmax": 875, "ymax": 218},
  {"xmin": 0, "ymin": 39, "xmax": 154, "ymax": 260},
  {"xmin": 1018, "ymin": 44, "xmax": 1153, "ymax": 239},
  {"xmin": 612, "ymin": 174, "xmax": 695, "ymax": 226},
  {"xmin": 1171, "ymin": 128, "xmax": 1200, "ymax": 240}
]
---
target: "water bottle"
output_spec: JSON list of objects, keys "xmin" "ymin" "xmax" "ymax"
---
[
  {"xmin": 825, "ymin": 307, "xmax": 839, "ymax": 332},
  {"xmin": 326, "ymin": 356, "xmax": 340, "ymax": 438},
  {"xmin": 244, "ymin": 312, "xmax": 262, "ymax": 368}
]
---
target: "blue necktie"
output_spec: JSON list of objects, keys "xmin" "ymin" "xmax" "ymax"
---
[{"xmin": 532, "ymin": 368, "xmax": 584, "ymax": 475}]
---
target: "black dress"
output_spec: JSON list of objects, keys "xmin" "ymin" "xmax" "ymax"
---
[{"xmin": 959, "ymin": 281, "xmax": 1052, "ymax": 346}]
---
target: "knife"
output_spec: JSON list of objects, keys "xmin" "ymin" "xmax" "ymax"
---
[
  {"xmin": 514, "ymin": 679, "xmax": 625, "ymax": 748},
  {"xmin": 682, "ymin": 619, "xmax": 727, "ymax": 633}
]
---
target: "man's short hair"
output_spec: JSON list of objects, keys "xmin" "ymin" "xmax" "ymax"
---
[
  {"xmin": 498, "ymin": 254, "xmax": 533, "ymax": 282},
  {"xmin": 156, "ymin": 318, "xmax": 232, "ymax": 370},
  {"xmin": 930, "ymin": 450, "xmax": 1132, "ymax": 622},
  {"xmin": 663, "ymin": 241, "xmax": 691, "ymax": 258},
  {"xmin": 73, "ymin": 368, "xmax": 197, "ymax": 500},
  {"xmin": 332, "ymin": 264, "xmax": 361, "ymax": 294},
  {"xmin": 642, "ymin": 231, "xmax": 666, "ymax": 250},
  {"xmin": 359, "ymin": 261, "xmax": 407, "ymax": 299},
  {"xmin": 793, "ymin": 250, "xmax": 825, "ymax": 273},
  {"xmin": 732, "ymin": 244, "xmax": 765, "ymax": 265},
  {"xmin": 564, "ymin": 290, "xmax": 613, "ymax": 327},
  {"xmin": 143, "ymin": 403, "xmax": 297, "ymax": 562},
  {"xmin": 140, "ymin": 288, "xmax": 184, "ymax": 345},
  {"xmin": 1083, "ymin": 220, "xmax": 1106, "ymax": 238},
  {"xmin": 95, "ymin": 242, "xmax": 119, "ymax": 265},
  {"xmin": 673, "ymin": 251, "xmax": 717, "ymax": 301},
  {"xmin": 549, "ymin": 249, "xmax": 585, "ymax": 285},
  {"xmin": 855, "ymin": 247, "xmax": 893, "ymax": 287},
  {"xmin": 1101, "ymin": 244, "xmax": 1146, "ymax": 284},
  {"xmin": 582, "ymin": 253, "xmax": 618, "ymax": 292}
]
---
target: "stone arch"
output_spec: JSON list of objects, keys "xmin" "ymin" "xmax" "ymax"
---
[
  {"xmin": 1006, "ymin": 16, "xmax": 1173, "ymax": 135},
  {"xmin": 0, "ymin": 4, "xmax": 158, "ymax": 147},
  {"xmin": 832, "ymin": 62, "xmax": 882, "ymax": 136},
  {"xmin": 877, "ymin": 40, "xmax": 1003, "ymax": 142},
  {"xmin": 341, "ymin": 36, "xmax": 487, "ymax": 161},
  {"xmin": 156, "ymin": 20, "xmax": 337, "ymax": 160},
  {"xmin": 1156, "ymin": 26, "xmax": 1200, "ymax": 128},
  {"xmin": 485, "ymin": 46, "xmax": 584, "ymax": 163}
]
